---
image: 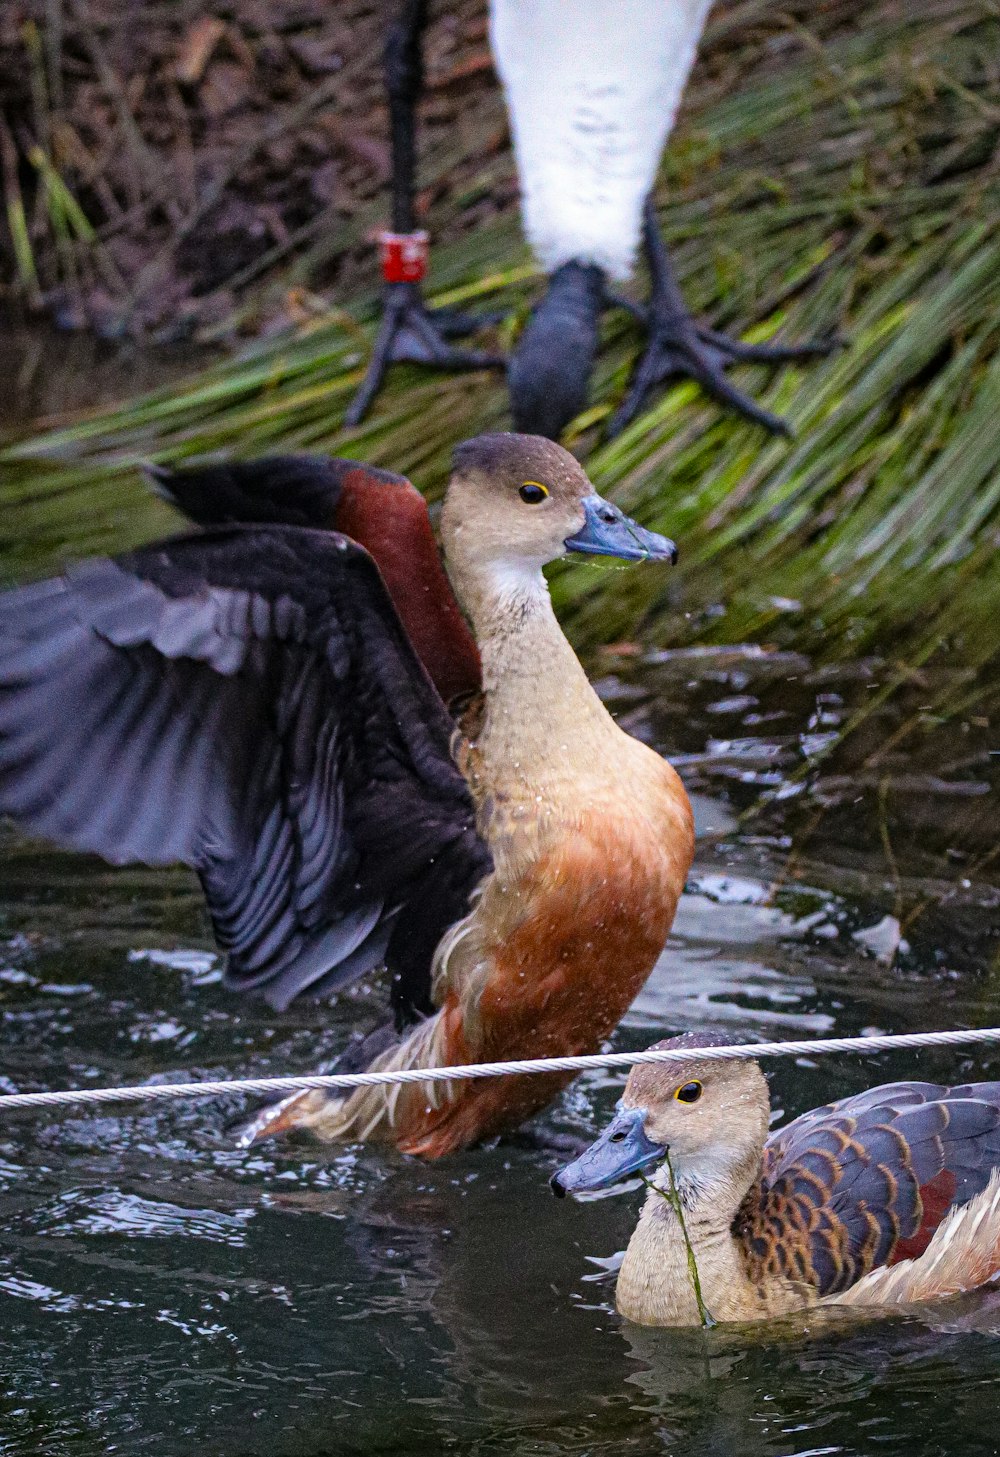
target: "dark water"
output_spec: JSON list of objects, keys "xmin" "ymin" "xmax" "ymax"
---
[{"xmin": 1, "ymin": 336, "xmax": 999, "ymax": 1457}]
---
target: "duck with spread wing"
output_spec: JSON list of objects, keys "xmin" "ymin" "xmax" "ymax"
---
[{"xmin": 0, "ymin": 435, "xmax": 694, "ymax": 1157}]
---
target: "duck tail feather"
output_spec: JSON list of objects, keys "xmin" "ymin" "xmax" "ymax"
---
[
  {"xmin": 231, "ymin": 1013, "xmax": 453, "ymax": 1148},
  {"xmin": 836, "ymin": 1170, "xmax": 1000, "ymax": 1306},
  {"xmin": 230, "ymin": 1021, "xmax": 402, "ymax": 1147},
  {"xmin": 232, "ymin": 1086, "xmax": 336, "ymax": 1148}
]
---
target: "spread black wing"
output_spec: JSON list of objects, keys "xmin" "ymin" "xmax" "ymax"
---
[
  {"xmin": 0, "ymin": 525, "xmax": 490, "ymax": 1016},
  {"xmin": 146, "ymin": 454, "xmax": 407, "ymax": 529}
]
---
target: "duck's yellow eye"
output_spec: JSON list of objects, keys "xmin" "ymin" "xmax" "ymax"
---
[
  {"xmin": 675, "ymin": 1081, "xmax": 702, "ymax": 1103},
  {"xmin": 519, "ymin": 481, "xmax": 549, "ymax": 504}
]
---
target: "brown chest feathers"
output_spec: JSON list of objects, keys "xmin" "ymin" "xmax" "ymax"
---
[{"xmin": 395, "ymin": 746, "xmax": 692, "ymax": 1155}]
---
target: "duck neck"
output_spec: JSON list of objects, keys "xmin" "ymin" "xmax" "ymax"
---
[
  {"xmin": 616, "ymin": 1157, "xmax": 760, "ymax": 1327},
  {"xmin": 452, "ymin": 560, "xmax": 616, "ymax": 789}
]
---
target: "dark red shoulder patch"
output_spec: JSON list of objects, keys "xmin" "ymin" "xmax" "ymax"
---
[{"xmin": 890, "ymin": 1168, "xmax": 958, "ymax": 1263}]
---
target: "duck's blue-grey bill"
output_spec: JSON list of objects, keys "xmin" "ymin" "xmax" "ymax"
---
[
  {"xmin": 564, "ymin": 495, "xmax": 677, "ymax": 564},
  {"xmin": 551, "ymin": 1105, "xmax": 666, "ymax": 1196}
]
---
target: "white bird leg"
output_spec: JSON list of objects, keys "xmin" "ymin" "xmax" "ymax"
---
[
  {"xmin": 491, "ymin": 0, "xmax": 711, "ymax": 280},
  {"xmin": 492, "ymin": 0, "xmax": 836, "ymax": 437}
]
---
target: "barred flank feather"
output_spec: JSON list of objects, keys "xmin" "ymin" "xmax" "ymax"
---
[{"xmin": 837, "ymin": 1172, "xmax": 1000, "ymax": 1307}]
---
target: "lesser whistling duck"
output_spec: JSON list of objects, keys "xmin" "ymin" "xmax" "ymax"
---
[
  {"xmin": 553, "ymin": 1031, "xmax": 1000, "ymax": 1325},
  {"xmin": 0, "ymin": 434, "xmax": 694, "ymax": 1157},
  {"xmin": 346, "ymin": 1, "xmax": 832, "ymax": 437}
]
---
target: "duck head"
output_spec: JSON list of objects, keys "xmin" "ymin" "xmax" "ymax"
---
[
  {"xmin": 508, "ymin": 262, "xmax": 605, "ymax": 440},
  {"xmin": 552, "ymin": 1033, "xmax": 771, "ymax": 1204},
  {"xmin": 441, "ymin": 433, "xmax": 675, "ymax": 602}
]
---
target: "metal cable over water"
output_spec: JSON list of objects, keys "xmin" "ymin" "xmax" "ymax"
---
[{"xmin": 2, "ymin": 1027, "xmax": 1000, "ymax": 1115}]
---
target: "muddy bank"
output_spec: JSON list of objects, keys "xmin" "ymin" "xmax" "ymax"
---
[
  {"xmin": 0, "ymin": 1, "xmax": 869, "ymax": 342},
  {"xmin": 0, "ymin": 0, "xmax": 508, "ymax": 339}
]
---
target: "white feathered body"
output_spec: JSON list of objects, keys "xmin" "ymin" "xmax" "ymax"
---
[{"xmin": 489, "ymin": 0, "xmax": 715, "ymax": 279}]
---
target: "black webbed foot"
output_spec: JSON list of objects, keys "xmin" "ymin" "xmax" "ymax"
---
[
  {"xmin": 607, "ymin": 199, "xmax": 841, "ymax": 438},
  {"xmin": 345, "ymin": 281, "xmax": 504, "ymax": 427}
]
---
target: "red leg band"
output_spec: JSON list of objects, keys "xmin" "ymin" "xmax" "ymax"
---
[{"xmin": 379, "ymin": 230, "xmax": 429, "ymax": 284}]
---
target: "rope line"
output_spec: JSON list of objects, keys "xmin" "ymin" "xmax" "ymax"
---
[{"xmin": 2, "ymin": 1026, "xmax": 1000, "ymax": 1115}]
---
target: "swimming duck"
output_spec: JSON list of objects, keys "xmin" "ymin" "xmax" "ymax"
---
[
  {"xmin": 346, "ymin": 1, "xmax": 831, "ymax": 437},
  {"xmin": 553, "ymin": 1032, "xmax": 1000, "ymax": 1325},
  {"xmin": 0, "ymin": 435, "xmax": 694, "ymax": 1157}
]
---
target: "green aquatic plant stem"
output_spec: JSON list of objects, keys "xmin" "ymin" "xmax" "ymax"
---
[{"xmin": 643, "ymin": 1154, "xmax": 716, "ymax": 1330}]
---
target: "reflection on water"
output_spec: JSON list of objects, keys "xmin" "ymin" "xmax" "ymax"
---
[
  {"xmin": 0, "ymin": 643, "xmax": 997, "ymax": 1456},
  {"xmin": 1, "ymin": 337, "xmax": 999, "ymax": 1456}
]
